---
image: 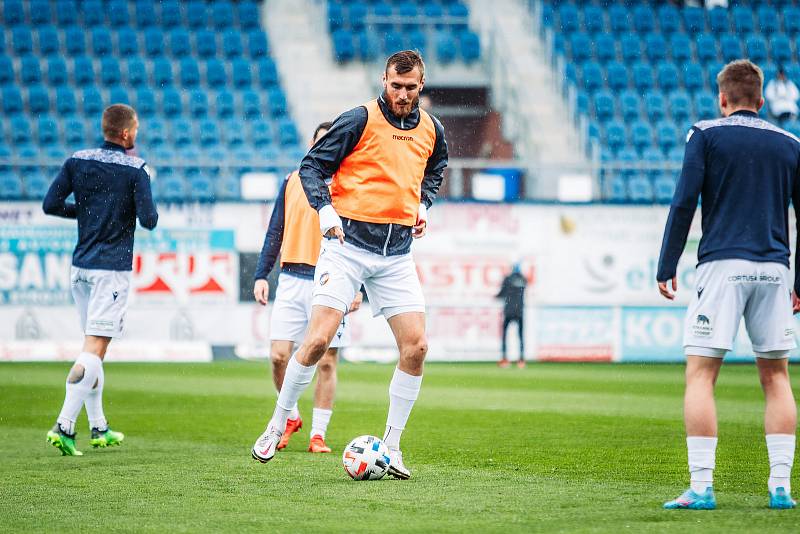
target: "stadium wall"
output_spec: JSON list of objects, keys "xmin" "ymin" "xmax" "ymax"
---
[{"xmin": 0, "ymin": 201, "xmax": 796, "ymax": 363}]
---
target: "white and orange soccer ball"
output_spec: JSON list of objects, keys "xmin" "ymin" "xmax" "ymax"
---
[{"xmin": 342, "ymin": 435, "xmax": 391, "ymax": 480}]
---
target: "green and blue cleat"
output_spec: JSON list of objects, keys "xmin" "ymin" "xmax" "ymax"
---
[
  {"xmin": 769, "ymin": 488, "xmax": 797, "ymax": 509},
  {"xmin": 46, "ymin": 425, "xmax": 83, "ymax": 456},
  {"xmin": 663, "ymin": 487, "xmax": 716, "ymax": 510},
  {"xmin": 90, "ymin": 427, "xmax": 125, "ymax": 448}
]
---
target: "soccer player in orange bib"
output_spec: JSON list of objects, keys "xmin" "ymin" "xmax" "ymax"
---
[
  {"xmin": 253, "ymin": 122, "xmax": 363, "ymax": 454},
  {"xmin": 252, "ymin": 50, "xmax": 448, "ymax": 479}
]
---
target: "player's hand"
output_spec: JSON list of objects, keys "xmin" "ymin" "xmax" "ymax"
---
[
  {"xmin": 413, "ymin": 203, "xmax": 428, "ymax": 239},
  {"xmin": 325, "ymin": 226, "xmax": 345, "ymax": 244},
  {"xmin": 793, "ymin": 290, "xmax": 800, "ymax": 314},
  {"xmin": 253, "ymin": 279, "xmax": 269, "ymax": 305},
  {"xmin": 658, "ymin": 277, "xmax": 677, "ymax": 300},
  {"xmin": 349, "ymin": 291, "xmax": 363, "ymax": 313}
]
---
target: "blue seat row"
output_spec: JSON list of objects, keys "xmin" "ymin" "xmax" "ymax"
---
[
  {"xmin": 602, "ymin": 172, "xmax": 678, "ymax": 204},
  {"xmin": 333, "ymin": 28, "xmax": 480, "ymax": 64},
  {"xmin": 327, "ymin": 1, "xmax": 470, "ymax": 33},
  {"xmin": 580, "ymin": 88, "xmax": 718, "ymax": 125}
]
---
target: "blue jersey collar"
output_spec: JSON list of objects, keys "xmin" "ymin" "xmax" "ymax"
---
[
  {"xmin": 730, "ymin": 110, "xmax": 759, "ymax": 118},
  {"xmin": 102, "ymin": 141, "xmax": 128, "ymax": 152}
]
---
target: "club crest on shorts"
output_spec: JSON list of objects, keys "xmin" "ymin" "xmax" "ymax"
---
[
  {"xmin": 693, "ymin": 314, "xmax": 712, "ymax": 337},
  {"xmin": 319, "ymin": 272, "xmax": 330, "ymax": 286}
]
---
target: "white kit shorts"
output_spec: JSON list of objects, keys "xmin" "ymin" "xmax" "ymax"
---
[
  {"xmin": 312, "ymin": 239, "xmax": 425, "ymax": 320},
  {"xmin": 270, "ymin": 272, "xmax": 349, "ymax": 347},
  {"xmin": 683, "ymin": 259, "xmax": 796, "ymax": 359},
  {"xmin": 71, "ymin": 266, "xmax": 131, "ymax": 338}
]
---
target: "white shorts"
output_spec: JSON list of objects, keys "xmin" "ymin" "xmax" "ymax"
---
[
  {"xmin": 683, "ymin": 259, "xmax": 796, "ymax": 359},
  {"xmin": 71, "ymin": 266, "xmax": 131, "ymax": 338},
  {"xmin": 313, "ymin": 239, "xmax": 425, "ymax": 319},
  {"xmin": 270, "ymin": 272, "xmax": 349, "ymax": 348}
]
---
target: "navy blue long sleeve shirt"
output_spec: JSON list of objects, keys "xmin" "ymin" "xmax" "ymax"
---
[
  {"xmin": 42, "ymin": 141, "xmax": 158, "ymax": 272},
  {"xmin": 657, "ymin": 111, "xmax": 800, "ymax": 293}
]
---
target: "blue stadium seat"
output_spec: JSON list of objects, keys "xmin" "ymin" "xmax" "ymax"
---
[
  {"xmin": 199, "ymin": 119, "xmax": 220, "ymax": 147},
  {"xmin": 707, "ymin": 61, "xmax": 724, "ymax": 91},
  {"xmin": 171, "ymin": 118, "xmax": 193, "ymax": 147},
  {"xmin": 632, "ymin": 61, "xmax": 654, "ymax": 92},
  {"xmin": 720, "ymin": 34, "xmax": 743, "ymax": 63},
  {"xmin": 708, "ymin": 8, "xmax": 729, "ymax": 34},
  {"xmin": 100, "ymin": 57, "xmax": 121, "ymax": 86},
  {"xmin": 144, "ymin": 28, "xmax": 164, "ymax": 57},
  {"xmin": 642, "ymin": 146, "xmax": 665, "ymax": 175},
  {"xmin": 604, "ymin": 121, "xmax": 626, "ymax": 152},
  {"xmin": 436, "ymin": 31, "xmax": 458, "ymax": 64},
  {"xmin": 628, "ymin": 174, "xmax": 653, "ymax": 202},
  {"xmin": 20, "ymin": 55, "xmax": 42, "ymax": 84},
  {"xmin": 0, "ymin": 56, "xmax": 12, "ymax": 86},
  {"xmin": 30, "ymin": 0, "xmax": 53, "ymax": 26},
  {"xmin": 24, "ymin": 171, "xmax": 51, "ymax": 200},
  {"xmin": 606, "ymin": 175, "xmax": 627, "ymax": 203},
  {"xmin": 223, "ymin": 29, "xmax": 243, "ymax": 59},
  {"xmin": 631, "ymin": 120, "xmax": 653, "ymax": 152},
  {"xmin": 187, "ymin": 173, "xmax": 215, "ymax": 202},
  {"xmin": 785, "ymin": 7, "xmax": 800, "ymax": 36},
  {"xmin": 349, "ymin": 1, "xmax": 369, "ymax": 32},
  {"xmin": 108, "ymin": 0, "xmax": 130, "ymax": 26},
  {"xmin": 644, "ymin": 32, "xmax": 666, "ymax": 63},
  {"xmin": 668, "ymin": 33, "xmax": 691, "ymax": 64},
  {"xmin": 92, "ymin": 27, "xmax": 113, "ymax": 56},
  {"xmin": 82, "ymin": 0, "xmax": 104, "ymax": 27},
  {"xmin": 170, "ymin": 28, "xmax": 192, "ymax": 58},
  {"xmin": 620, "ymin": 33, "xmax": 641, "ymax": 62},
  {"xmin": 558, "ymin": 3, "xmax": 579, "ymax": 34},
  {"xmin": 215, "ymin": 90, "xmax": 234, "ymax": 118},
  {"xmin": 373, "ymin": 1, "xmax": 394, "ymax": 32},
  {"xmin": 37, "ymin": 116, "xmax": 58, "ymax": 145},
  {"xmin": 656, "ymin": 61, "xmax": 679, "ymax": 93},
  {"xmin": 160, "ymin": 0, "xmax": 182, "ymax": 28},
  {"xmin": 655, "ymin": 119, "xmax": 678, "ymax": 153},
  {"xmin": 55, "ymin": 0, "xmax": 78, "ymax": 26},
  {"xmin": 156, "ymin": 174, "xmax": 187, "ymax": 203},
  {"xmin": 257, "ymin": 58, "xmax": 278, "ymax": 88},
  {"xmin": 447, "ymin": 3, "xmax": 469, "ymax": 28},
  {"xmin": 770, "ymin": 35, "xmax": 792, "ymax": 66},
  {"xmin": 633, "ymin": 4, "xmax": 655, "ymax": 34},
  {"xmin": 0, "ymin": 171, "xmax": 23, "ymax": 200},
  {"xmin": 248, "ymin": 30, "xmax": 269, "ymax": 58},
  {"xmin": 56, "ymin": 86, "xmax": 77, "ymax": 116},
  {"xmin": 682, "ymin": 62, "xmax": 704, "ymax": 94},
  {"xmin": 695, "ymin": 33, "xmax": 718, "ymax": 64},
  {"xmin": 242, "ymin": 89, "xmax": 261, "ymax": 119},
  {"xmin": 563, "ymin": 61, "xmax": 577, "ymax": 87},
  {"xmin": 232, "ymin": 58, "xmax": 252, "ymax": 88},
  {"xmin": 408, "ymin": 28, "xmax": 428, "ymax": 57},
  {"xmin": 211, "ymin": 1, "xmax": 235, "ymax": 30},
  {"xmin": 608, "ymin": 4, "xmax": 629, "ymax": 34},
  {"xmin": 216, "ymin": 175, "xmax": 240, "ymax": 201},
  {"xmin": 127, "ymin": 57, "xmax": 147, "ymax": 87},
  {"xmin": 135, "ymin": 87, "xmax": 156, "ymax": 117},
  {"xmin": 268, "ymin": 87, "xmax": 288, "ymax": 117},
  {"xmin": 238, "ymin": 1, "xmax": 260, "ymax": 30},
  {"xmin": 186, "ymin": 1, "xmax": 207, "ymax": 29},
  {"xmin": 644, "ymin": 90, "xmax": 665, "ymax": 120},
  {"xmin": 196, "ymin": 29, "xmax": 217, "ymax": 58},
  {"xmin": 595, "ymin": 34, "xmax": 616, "ymax": 64},
  {"xmin": 582, "ymin": 61, "xmax": 604, "ymax": 93},
  {"xmin": 135, "ymin": 0, "xmax": 157, "ymax": 28},
  {"xmin": 12, "ymin": 26, "xmax": 33, "ymax": 56},
  {"xmin": 153, "ymin": 57, "xmax": 173, "ymax": 87},
  {"xmin": 2, "ymin": 86, "xmax": 23, "ymax": 115},
  {"xmin": 583, "ymin": 5, "xmax": 604, "ymax": 34},
  {"xmin": 206, "ymin": 59, "xmax": 227, "ymax": 88},
  {"xmin": 109, "ymin": 85, "xmax": 129, "ymax": 105},
  {"xmin": 762, "ymin": 62, "xmax": 778, "ymax": 84},
  {"xmin": 593, "ymin": 90, "xmax": 615, "ymax": 123},
  {"xmin": 606, "ymin": 61, "xmax": 628, "ymax": 92},
  {"xmin": 222, "ymin": 119, "xmax": 245, "ymax": 147},
  {"xmin": 146, "ymin": 118, "xmax": 166, "ymax": 146},
  {"xmin": 327, "ymin": 2, "xmax": 344, "ymax": 32},
  {"xmin": 38, "ymin": 26, "xmax": 60, "ymax": 57},
  {"xmin": 575, "ymin": 90, "xmax": 588, "ymax": 117},
  {"xmin": 10, "ymin": 115, "xmax": 31, "ymax": 144},
  {"xmin": 162, "ymin": 87, "xmax": 182, "ymax": 117},
  {"xmin": 383, "ymin": 30, "xmax": 404, "ymax": 55},
  {"xmin": 460, "ymin": 31, "xmax": 480, "ymax": 63},
  {"xmin": 189, "ymin": 89, "xmax": 208, "ymax": 118},
  {"xmin": 669, "ymin": 90, "xmax": 691, "ymax": 123},
  {"xmin": 333, "ymin": 29, "xmax": 355, "ymax": 63},
  {"xmin": 745, "ymin": 34, "xmax": 767, "ymax": 64},
  {"xmin": 251, "ymin": 119, "xmax": 274, "ymax": 147},
  {"xmin": 620, "ymin": 89, "xmax": 640, "ymax": 121},
  {"xmin": 657, "ymin": 4, "xmax": 680, "ymax": 35},
  {"xmin": 27, "ymin": 84, "xmax": 50, "ymax": 114},
  {"xmin": 732, "ymin": 6, "xmax": 754, "ymax": 34},
  {"xmin": 65, "ymin": 26, "xmax": 86, "ymax": 57},
  {"xmin": 570, "ymin": 32, "xmax": 591, "ymax": 63},
  {"xmin": 683, "ymin": 7, "xmax": 705, "ymax": 34},
  {"xmin": 2, "ymin": 0, "xmax": 22, "ymax": 26},
  {"xmin": 654, "ymin": 173, "xmax": 676, "ymax": 203},
  {"xmin": 786, "ymin": 63, "xmax": 800, "ymax": 86},
  {"xmin": 117, "ymin": 27, "xmax": 139, "ymax": 57},
  {"xmin": 553, "ymin": 33, "xmax": 565, "ymax": 58},
  {"xmin": 278, "ymin": 118, "xmax": 299, "ymax": 147}
]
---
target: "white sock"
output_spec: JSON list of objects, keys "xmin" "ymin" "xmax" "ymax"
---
[
  {"xmin": 383, "ymin": 367, "xmax": 422, "ymax": 450},
  {"xmin": 270, "ymin": 356, "xmax": 316, "ymax": 433},
  {"xmin": 56, "ymin": 352, "xmax": 102, "ymax": 436},
  {"xmin": 766, "ymin": 433, "xmax": 795, "ymax": 494},
  {"xmin": 311, "ymin": 408, "xmax": 332, "ymax": 438},
  {"xmin": 85, "ymin": 362, "xmax": 107, "ymax": 431},
  {"xmin": 275, "ymin": 390, "xmax": 300, "ymax": 420},
  {"xmin": 687, "ymin": 436, "xmax": 717, "ymax": 494}
]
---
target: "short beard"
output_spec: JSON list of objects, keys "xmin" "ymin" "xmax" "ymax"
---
[{"xmin": 390, "ymin": 97, "xmax": 418, "ymax": 119}]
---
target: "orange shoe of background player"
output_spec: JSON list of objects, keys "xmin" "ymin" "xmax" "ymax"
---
[
  {"xmin": 277, "ymin": 417, "xmax": 302, "ymax": 450},
  {"xmin": 308, "ymin": 434, "xmax": 332, "ymax": 453}
]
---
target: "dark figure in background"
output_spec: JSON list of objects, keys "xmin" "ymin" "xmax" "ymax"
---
[{"xmin": 496, "ymin": 264, "xmax": 527, "ymax": 369}]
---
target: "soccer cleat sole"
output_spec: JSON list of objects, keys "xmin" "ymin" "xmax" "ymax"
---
[
  {"xmin": 46, "ymin": 433, "xmax": 83, "ymax": 456},
  {"xmin": 387, "ymin": 466, "xmax": 410, "ymax": 480},
  {"xmin": 251, "ymin": 449, "xmax": 275, "ymax": 464},
  {"xmin": 90, "ymin": 438, "xmax": 123, "ymax": 448}
]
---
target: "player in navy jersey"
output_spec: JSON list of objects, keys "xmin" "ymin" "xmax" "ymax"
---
[
  {"xmin": 42, "ymin": 104, "xmax": 158, "ymax": 456},
  {"xmin": 658, "ymin": 60, "xmax": 799, "ymax": 510}
]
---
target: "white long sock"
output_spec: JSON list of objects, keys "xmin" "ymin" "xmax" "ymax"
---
[
  {"xmin": 270, "ymin": 356, "xmax": 316, "ymax": 432},
  {"xmin": 275, "ymin": 389, "xmax": 300, "ymax": 420},
  {"xmin": 84, "ymin": 362, "xmax": 107, "ymax": 431},
  {"xmin": 383, "ymin": 367, "xmax": 422, "ymax": 450},
  {"xmin": 56, "ymin": 352, "xmax": 102, "ymax": 435},
  {"xmin": 311, "ymin": 408, "xmax": 332, "ymax": 438},
  {"xmin": 687, "ymin": 436, "xmax": 717, "ymax": 494},
  {"xmin": 766, "ymin": 434, "xmax": 796, "ymax": 493}
]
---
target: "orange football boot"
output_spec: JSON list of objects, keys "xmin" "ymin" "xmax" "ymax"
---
[
  {"xmin": 308, "ymin": 434, "xmax": 332, "ymax": 453},
  {"xmin": 277, "ymin": 417, "xmax": 302, "ymax": 450}
]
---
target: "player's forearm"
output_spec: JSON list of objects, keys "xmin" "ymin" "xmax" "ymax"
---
[
  {"xmin": 656, "ymin": 206, "xmax": 694, "ymax": 281},
  {"xmin": 298, "ymin": 163, "xmax": 333, "ymax": 211},
  {"xmin": 420, "ymin": 173, "xmax": 444, "ymax": 208},
  {"xmin": 42, "ymin": 193, "xmax": 76, "ymax": 219}
]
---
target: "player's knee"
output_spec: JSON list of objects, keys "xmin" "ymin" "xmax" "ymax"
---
[
  {"xmin": 270, "ymin": 350, "xmax": 291, "ymax": 366},
  {"xmin": 402, "ymin": 336, "xmax": 428, "ymax": 364},
  {"xmin": 318, "ymin": 356, "xmax": 337, "ymax": 376},
  {"xmin": 67, "ymin": 364, "xmax": 85, "ymax": 384},
  {"xmin": 758, "ymin": 368, "xmax": 788, "ymax": 390},
  {"xmin": 305, "ymin": 335, "xmax": 331, "ymax": 358}
]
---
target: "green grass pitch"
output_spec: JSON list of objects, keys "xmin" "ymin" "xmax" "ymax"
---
[{"xmin": 0, "ymin": 361, "xmax": 797, "ymax": 532}]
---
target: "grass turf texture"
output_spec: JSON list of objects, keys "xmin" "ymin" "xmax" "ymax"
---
[{"xmin": 0, "ymin": 362, "xmax": 797, "ymax": 533}]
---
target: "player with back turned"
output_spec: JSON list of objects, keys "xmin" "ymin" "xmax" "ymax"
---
[
  {"xmin": 42, "ymin": 104, "xmax": 158, "ymax": 456},
  {"xmin": 657, "ymin": 60, "xmax": 799, "ymax": 510}
]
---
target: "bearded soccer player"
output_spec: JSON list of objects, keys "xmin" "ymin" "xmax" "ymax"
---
[
  {"xmin": 658, "ymin": 60, "xmax": 799, "ymax": 510},
  {"xmin": 253, "ymin": 121, "xmax": 363, "ymax": 454},
  {"xmin": 42, "ymin": 104, "xmax": 158, "ymax": 456},
  {"xmin": 252, "ymin": 50, "xmax": 448, "ymax": 479}
]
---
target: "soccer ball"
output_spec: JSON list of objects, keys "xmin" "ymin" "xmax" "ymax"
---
[{"xmin": 342, "ymin": 435, "xmax": 391, "ymax": 480}]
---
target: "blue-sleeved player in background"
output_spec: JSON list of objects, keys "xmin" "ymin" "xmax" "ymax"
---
[
  {"xmin": 657, "ymin": 60, "xmax": 799, "ymax": 510},
  {"xmin": 42, "ymin": 104, "xmax": 158, "ymax": 456}
]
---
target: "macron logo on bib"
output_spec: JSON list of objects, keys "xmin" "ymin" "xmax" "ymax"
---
[{"xmin": 392, "ymin": 134, "xmax": 414, "ymax": 142}]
